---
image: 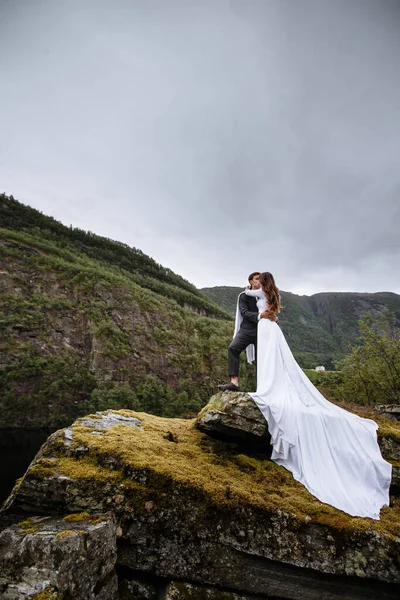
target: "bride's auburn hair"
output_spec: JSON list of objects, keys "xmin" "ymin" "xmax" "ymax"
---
[{"xmin": 259, "ymin": 272, "xmax": 283, "ymax": 314}]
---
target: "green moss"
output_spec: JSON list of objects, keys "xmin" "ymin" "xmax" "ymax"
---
[
  {"xmin": 29, "ymin": 462, "xmax": 55, "ymax": 479},
  {"xmin": 51, "ymin": 410, "xmax": 400, "ymax": 538},
  {"xmin": 18, "ymin": 518, "xmax": 42, "ymax": 536},
  {"xmin": 87, "ymin": 515, "xmax": 108, "ymax": 523},
  {"xmin": 57, "ymin": 456, "xmax": 122, "ymax": 484},
  {"xmin": 20, "ymin": 527, "xmax": 41, "ymax": 535},
  {"xmin": 197, "ymin": 394, "xmax": 226, "ymax": 418},
  {"xmin": 62, "ymin": 512, "xmax": 90, "ymax": 522},
  {"xmin": 18, "ymin": 518, "xmax": 33, "ymax": 527},
  {"xmin": 33, "ymin": 587, "xmax": 59, "ymax": 600},
  {"xmin": 56, "ymin": 529, "xmax": 85, "ymax": 538}
]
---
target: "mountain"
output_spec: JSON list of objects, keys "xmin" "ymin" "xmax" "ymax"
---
[
  {"xmin": 2, "ymin": 192, "xmax": 398, "ymax": 432},
  {"xmin": 201, "ymin": 286, "xmax": 400, "ymax": 369},
  {"xmin": 0, "ymin": 194, "xmax": 258, "ymax": 429},
  {"xmin": 0, "ymin": 195, "xmax": 229, "ymax": 319}
]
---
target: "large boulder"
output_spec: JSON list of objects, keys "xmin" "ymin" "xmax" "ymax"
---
[
  {"xmin": 0, "ymin": 512, "xmax": 117, "ymax": 599},
  {"xmin": 2, "ymin": 408, "xmax": 400, "ymax": 599},
  {"xmin": 196, "ymin": 391, "xmax": 271, "ymax": 450},
  {"xmin": 164, "ymin": 581, "xmax": 258, "ymax": 599},
  {"xmin": 197, "ymin": 393, "xmax": 400, "ymax": 493}
]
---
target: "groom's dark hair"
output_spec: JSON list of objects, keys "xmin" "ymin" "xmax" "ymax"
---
[{"xmin": 248, "ymin": 271, "xmax": 260, "ymax": 283}]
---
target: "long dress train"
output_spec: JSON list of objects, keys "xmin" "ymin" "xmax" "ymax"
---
[{"xmin": 245, "ymin": 288, "xmax": 392, "ymax": 519}]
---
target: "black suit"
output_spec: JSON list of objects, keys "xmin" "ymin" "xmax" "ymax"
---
[{"xmin": 228, "ymin": 292, "xmax": 258, "ymax": 377}]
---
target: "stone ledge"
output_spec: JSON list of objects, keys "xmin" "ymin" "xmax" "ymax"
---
[{"xmin": 0, "ymin": 513, "xmax": 117, "ymax": 599}]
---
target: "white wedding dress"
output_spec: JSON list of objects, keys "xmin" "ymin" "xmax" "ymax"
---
[{"xmin": 245, "ymin": 288, "xmax": 392, "ymax": 519}]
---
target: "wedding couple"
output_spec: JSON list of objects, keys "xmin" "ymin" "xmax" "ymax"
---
[{"xmin": 219, "ymin": 271, "xmax": 392, "ymax": 520}]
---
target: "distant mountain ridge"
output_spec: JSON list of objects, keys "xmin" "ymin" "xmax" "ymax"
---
[{"xmin": 201, "ymin": 286, "xmax": 400, "ymax": 369}]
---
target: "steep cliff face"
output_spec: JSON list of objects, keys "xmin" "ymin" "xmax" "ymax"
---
[
  {"xmin": 307, "ymin": 291, "xmax": 400, "ymax": 335},
  {"xmin": 0, "ymin": 233, "xmax": 245, "ymax": 429},
  {"xmin": 0, "ymin": 195, "xmax": 253, "ymax": 430},
  {"xmin": 202, "ymin": 287, "xmax": 400, "ymax": 368}
]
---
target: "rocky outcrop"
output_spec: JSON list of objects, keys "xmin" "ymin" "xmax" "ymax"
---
[
  {"xmin": 0, "ymin": 513, "xmax": 117, "ymax": 599},
  {"xmin": 196, "ymin": 393, "xmax": 400, "ymax": 491},
  {"xmin": 2, "ymin": 406, "xmax": 400, "ymax": 599},
  {"xmin": 196, "ymin": 391, "xmax": 271, "ymax": 450}
]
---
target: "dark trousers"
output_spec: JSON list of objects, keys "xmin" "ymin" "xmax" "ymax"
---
[{"xmin": 228, "ymin": 328, "xmax": 257, "ymax": 377}]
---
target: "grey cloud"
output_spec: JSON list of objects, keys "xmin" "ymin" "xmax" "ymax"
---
[{"xmin": 0, "ymin": 0, "xmax": 399, "ymax": 293}]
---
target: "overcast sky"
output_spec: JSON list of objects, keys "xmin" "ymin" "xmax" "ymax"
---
[{"xmin": 1, "ymin": 0, "xmax": 399, "ymax": 295}]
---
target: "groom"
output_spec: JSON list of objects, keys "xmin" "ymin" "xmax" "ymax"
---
[{"xmin": 219, "ymin": 272, "xmax": 277, "ymax": 392}]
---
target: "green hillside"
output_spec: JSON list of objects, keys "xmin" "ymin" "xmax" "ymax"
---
[
  {"xmin": 0, "ymin": 194, "xmax": 229, "ymax": 319},
  {"xmin": 0, "ymin": 194, "xmax": 256, "ymax": 429},
  {"xmin": 2, "ymin": 193, "xmax": 398, "ymax": 430},
  {"xmin": 202, "ymin": 286, "xmax": 400, "ymax": 369}
]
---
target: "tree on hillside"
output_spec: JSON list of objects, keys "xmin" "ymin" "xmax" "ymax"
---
[{"xmin": 323, "ymin": 312, "xmax": 400, "ymax": 405}]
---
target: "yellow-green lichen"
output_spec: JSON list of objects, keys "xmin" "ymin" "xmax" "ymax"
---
[
  {"xmin": 29, "ymin": 465, "xmax": 56, "ymax": 479},
  {"xmin": 87, "ymin": 515, "xmax": 108, "ymax": 524},
  {"xmin": 62, "ymin": 512, "xmax": 109, "ymax": 525},
  {"xmin": 28, "ymin": 458, "xmax": 58, "ymax": 480},
  {"xmin": 57, "ymin": 456, "xmax": 122, "ymax": 482},
  {"xmin": 18, "ymin": 518, "xmax": 33, "ymax": 528},
  {"xmin": 33, "ymin": 586, "xmax": 59, "ymax": 599},
  {"xmin": 63, "ymin": 512, "xmax": 90, "ymax": 522},
  {"xmin": 377, "ymin": 419, "xmax": 400, "ymax": 441},
  {"xmin": 197, "ymin": 394, "xmax": 227, "ymax": 418},
  {"xmin": 56, "ymin": 529, "xmax": 85, "ymax": 538},
  {"xmin": 18, "ymin": 518, "xmax": 42, "ymax": 536}
]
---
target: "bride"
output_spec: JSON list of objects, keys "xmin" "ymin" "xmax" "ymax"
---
[{"xmin": 245, "ymin": 272, "xmax": 392, "ymax": 519}]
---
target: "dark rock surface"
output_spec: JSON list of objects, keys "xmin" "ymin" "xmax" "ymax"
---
[
  {"xmin": 118, "ymin": 574, "xmax": 158, "ymax": 599},
  {"xmin": 164, "ymin": 581, "xmax": 264, "ymax": 599},
  {"xmin": 0, "ymin": 512, "xmax": 117, "ymax": 599},
  {"xmin": 196, "ymin": 391, "xmax": 271, "ymax": 450}
]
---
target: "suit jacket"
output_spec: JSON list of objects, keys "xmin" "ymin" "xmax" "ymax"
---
[{"xmin": 238, "ymin": 292, "xmax": 258, "ymax": 332}]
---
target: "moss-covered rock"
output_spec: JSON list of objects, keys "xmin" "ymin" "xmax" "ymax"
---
[
  {"xmin": 2, "ymin": 409, "xmax": 400, "ymax": 599},
  {"xmin": 197, "ymin": 393, "xmax": 400, "ymax": 493},
  {"xmin": 196, "ymin": 392, "xmax": 271, "ymax": 451},
  {"xmin": 0, "ymin": 513, "xmax": 117, "ymax": 599}
]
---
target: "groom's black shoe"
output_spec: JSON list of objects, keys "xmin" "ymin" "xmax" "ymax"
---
[{"xmin": 218, "ymin": 382, "xmax": 240, "ymax": 392}]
